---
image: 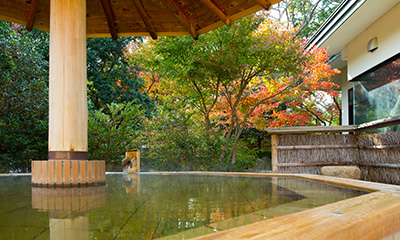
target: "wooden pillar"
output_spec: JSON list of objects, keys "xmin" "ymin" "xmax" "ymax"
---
[
  {"xmin": 48, "ymin": 0, "xmax": 88, "ymax": 160},
  {"xmin": 271, "ymin": 134, "xmax": 278, "ymax": 173},
  {"xmin": 32, "ymin": 0, "xmax": 106, "ymax": 186}
]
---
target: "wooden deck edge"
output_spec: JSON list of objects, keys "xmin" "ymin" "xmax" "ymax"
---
[
  {"xmin": 140, "ymin": 172, "xmax": 400, "ymax": 239},
  {"xmin": 297, "ymin": 174, "xmax": 400, "ymax": 192},
  {"xmin": 191, "ymin": 191, "xmax": 400, "ymax": 240}
]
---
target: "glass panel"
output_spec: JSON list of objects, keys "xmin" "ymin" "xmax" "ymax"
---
[{"xmin": 353, "ymin": 55, "xmax": 400, "ymax": 131}]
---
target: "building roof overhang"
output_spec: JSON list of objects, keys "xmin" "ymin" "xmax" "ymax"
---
[{"xmin": 305, "ymin": 0, "xmax": 400, "ymax": 58}]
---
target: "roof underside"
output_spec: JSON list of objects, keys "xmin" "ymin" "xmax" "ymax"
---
[
  {"xmin": 0, "ymin": 0, "xmax": 281, "ymax": 39},
  {"xmin": 306, "ymin": 0, "xmax": 400, "ymax": 57}
]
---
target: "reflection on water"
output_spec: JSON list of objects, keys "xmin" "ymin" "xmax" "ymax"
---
[
  {"xmin": 31, "ymin": 185, "xmax": 106, "ymax": 215},
  {"xmin": 31, "ymin": 185, "xmax": 106, "ymax": 240},
  {"xmin": 0, "ymin": 174, "xmax": 368, "ymax": 239},
  {"xmin": 123, "ymin": 173, "xmax": 141, "ymax": 194}
]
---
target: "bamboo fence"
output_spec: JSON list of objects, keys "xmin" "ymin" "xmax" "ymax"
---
[
  {"xmin": 358, "ymin": 132, "xmax": 400, "ymax": 184},
  {"xmin": 267, "ymin": 116, "xmax": 400, "ymax": 185},
  {"xmin": 276, "ymin": 134, "xmax": 358, "ymax": 175}
]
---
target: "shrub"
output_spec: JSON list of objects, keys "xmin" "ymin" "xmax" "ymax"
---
[{"xmin": 88, "ymin": 101, "xmax": 144, "ymax": 169}]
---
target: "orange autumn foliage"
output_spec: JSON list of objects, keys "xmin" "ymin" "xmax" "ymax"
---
[{"xmin": 213, "ymin": 45, "xmax": 340, "ymax": 130}]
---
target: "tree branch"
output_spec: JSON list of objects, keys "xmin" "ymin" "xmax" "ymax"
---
[
  {"xmin": 295, "ymin": 0, "xmax": 322, "ymax": 37},
  {"xmin": 301, "ymin": 103, "xmax": 327, "ymax": 126}
]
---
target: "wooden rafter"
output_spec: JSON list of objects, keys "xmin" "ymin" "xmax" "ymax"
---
[
  {"xmin": 132, "ymin": 0, "xmax": 158, "ymax": 39},
  {"xmin": 26, "ymin": 0, "xmax": 39, "ymax": 31},
  {"xmin": 159, "ymin": 0, "xmax": 199, "ymax": 40},
  {"xmin": 1, "ymin": 0, "xmax": 280, "ymax": 38},
  {"xmin": 200, "ymin": 0, "xmax": 232, "ymax": 26},
  {"xmin": 100, "ymin": 0, "xmax": 118, "ymax": 40},
  {"xmin": 254, "ymin": 0, "xmax": 272, "ymax": 10}
]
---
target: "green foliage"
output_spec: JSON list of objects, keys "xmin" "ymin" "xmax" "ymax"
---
[
  {"xmin": 0, "ymin": 21, "xmax": 49, "ymax": 172},
  {"xmin": 271, "ymin": 0, "xmax": 343, "ymax": 38},
  {"xmin": 0, "ymin": 23, "xmax": 154, "ymax": 172},
  {"xmin": 87, "ymin": 37, "xmax": 153, "ymax": 114},
  {"xmin": 88, "ymin": 101, "xmax": 145, "ymax": 169},
  {"xmin": 140, "ymin": 101, "xmax": 257, "ymax": 172},
  {"xmin": 86, "ymin": 37, "xmax": 155, "ymax": 169},
  {"xmin": 234, "ymin": 149, "xmax": 260, "ymax": 171},
  {"xmin": 141, "ymin": 101, "xmax": 218, "ymax": 171}
]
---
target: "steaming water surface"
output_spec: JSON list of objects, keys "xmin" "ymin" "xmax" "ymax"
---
[{"xmin": 0, "ymin": 174, "xmax": 368, "ymax": 239}]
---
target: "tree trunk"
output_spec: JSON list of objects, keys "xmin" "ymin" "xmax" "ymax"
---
[
  {"xmin": 218, "ymin": 113, "xmax": 236, "ymax": 164},
  {"xmin": 204, "ymin": 113, "xmax": 211, "ymax": 133},
  {"xmin": 229, "ymin": 126, "xmax": 243, "ymax": 164},
  {"xmin": 258, "ymin": 135, "xmax": 263, "ymax": 149}
]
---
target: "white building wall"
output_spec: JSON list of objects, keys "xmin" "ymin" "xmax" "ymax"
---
[
  {"xmin": 347, "ymin": 3, "xmax": 400, "ymax": 79},
  {"xmin": 337, "ymin": 67, "xmax": 354, "ymax": 125}
]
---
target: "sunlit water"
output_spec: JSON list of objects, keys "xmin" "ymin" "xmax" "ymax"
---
[{"xmin": 0, "ymin": 174, "xmax": 368, "ymax": 239}]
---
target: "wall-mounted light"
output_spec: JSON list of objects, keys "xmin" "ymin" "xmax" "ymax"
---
[{"xmin": 367, "ymin": 37, "xmax": 378, "ymax": 52}]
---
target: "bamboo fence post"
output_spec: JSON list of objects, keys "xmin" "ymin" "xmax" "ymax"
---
[
  {"xmin": 354, "ymin": 131, "xmax": 361, "ymax": 165},
  {"xmin": 271, "ymin": 134, "xmax": 278, "ymax": 173}
]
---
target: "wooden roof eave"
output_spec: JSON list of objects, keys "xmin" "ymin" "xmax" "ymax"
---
[
  {"xmin": 132, "ymin": 0, "xmax": 158, "ymax": 40},
  {"xmin": 159, "ymin": 0, "xmax": 199, "ymax": 40},
  {"xmin": 254, "ymin": 0, "xmax": 273, "ymax": 10},
  {"xmin": 199, "ymin": 0, "xmax": 232, "ymax": 26},
  {"xmin": 1, "ymin": 0, "xmax": 284, "ymax": 40},
  {"xmin": 197, "ymin": 4, "xmax": 263, "ymax": 35},
  {"xmin": 100, "ymin": 0, "xmax": 118, "ymax": 40},
  {"xmin": 26, "ymin": 0, "xmax": 39, "ymax": 31},
  {"xmin": 0, "ymin": 13, "xmax": 49, "ymax": 32}
]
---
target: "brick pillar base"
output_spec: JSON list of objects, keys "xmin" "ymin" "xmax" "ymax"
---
[{"xmin": 31, "ymin": 160, "xmax": 106, "ymax": 186}]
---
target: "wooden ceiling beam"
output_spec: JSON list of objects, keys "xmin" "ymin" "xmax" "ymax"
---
[
  {"xmin": 159, "ymin": 0, "xmax": 199, "ymax": 40},
  {"xmin": 254, "ymin": 0, "xmax": 272, "ymax": 10},
  {"xmin": 26, "ymin": 0, "xmax": 39, "ymax": 31},
  {"xmin": 200, "ymin": 0, "xmax": 232, "ymax": 26},
  {"xmin": 132, "ymin": 0, "xmax": 158, "ymax": 40},
  {"xmin": 100, "ymin": 0, "xmax": 118, "ymax": 40}
]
